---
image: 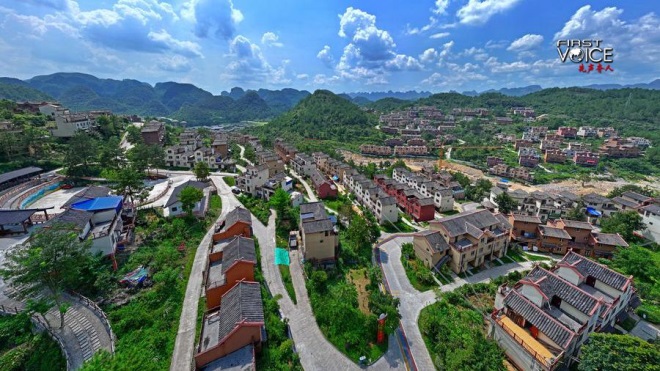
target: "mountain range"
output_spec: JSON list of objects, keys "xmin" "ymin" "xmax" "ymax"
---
[{"xmin": 0, "ymin": 72, "xmax": 658, "ymax": 126}]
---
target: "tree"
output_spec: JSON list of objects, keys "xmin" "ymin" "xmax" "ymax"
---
[
  {"xmin": 64, "ymin": 132, "xmax": 98, "ymax": 177},
  {"xmin": 611, "ymin": 245, "xmax": 660, "ymax": 284},
  {"xmin": 98, "ymin": 137, "xmax": 124, "ymax": 170},
  {"xmin": 494, "ymin": 192, "xmax": 518, "ymax": 214},
  {"xmin": 0, "ymin": 224, "xmax": 93, "ymax": 328},
  {"xmin": 179, "ymin": 186, "xmax": 203, "ymax": 216},
  {"xmin": 607, "ymin": 184, "xmax": 658, "ymax": 198},
  {"xmin": 578, "ymin": 172, "xmax": 592, "ymax": 187},
  {"xmin": 127, "ymin": 143, "xmax": 165, "ymax": 173},
  {"xmin": 193, "ymin": 161, "xmax": 210, "ymax": 181},
  {"xmin": 566, "ymin": 206, "xmax": 586, "ymax": 221},
  {"xmin": 126, "ymin": 125, "xmax": 143, "ymax": 144},
  {"xmin": 578, "ymin": 333, "xmax": 660, "ymax": 371},
  {"xmin": 269, "ymin": 188, "xmax": 291, "ymax": 217},
  {"xmin": 600, "ymin": 210, "xmax": 645, "ymax": 241},
  {"xmin": 114, "ymin": 166, "xmax": 147, "ymax": 206}
]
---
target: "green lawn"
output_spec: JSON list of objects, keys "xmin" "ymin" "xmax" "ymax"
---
[
  {"xmin": 400, "ymin": 243, "xmax": 437, "ymax": 291},
  {"xmin": 620, "ymin": 317, "xmax": 637, "ymax": 332},
  {"xmin": 81, "ymin": 195, "xmax": 222, "ymax": 371},
  {"xmin": 223, "ymin": 176, "xmax": 236, "ymax": 187},
  {"xmin": 278, "ymin": 265, "xmax": 297, "ymax": 304},
  {"xmin": 505, "ymin": 248, "xmax": 526, "ymax": 262},
  {"xmin": 523, "ymin": 252, "xmax": 551, "ymax": 261},
  {"xmin": 238, "ymin": 194, "xmax": 271, "ymax": 224},
  {"xmin": 380, "ymin": 219, "xmax": 416, "ymax": 233}
]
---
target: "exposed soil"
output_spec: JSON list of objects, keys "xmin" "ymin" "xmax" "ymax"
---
[{"xmin": 348, "ymin": 268, "xmax": 371, "ymax": 315}]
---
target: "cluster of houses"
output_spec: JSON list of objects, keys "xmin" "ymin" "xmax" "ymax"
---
[
  {"xmin": 359, "ymin": 144, "xmax": 430, "ymax": 157},
  {"xmin": 196, "ymin": 207, "xmax": 264, "ymax": 370},
  {"xmin": 164, "ymin": 129, "xmax": 235, "ymax": 171},
  {"xmin": 236, "ymin": 140, "xmax": 296, "ymax": 201},
  {"xmin": 20, "ymin": 101, "xmax": 113, "ymax": 138},
  {"xmin": 490, "ymin": 251, "xmax": 636, "ymax": 370}
]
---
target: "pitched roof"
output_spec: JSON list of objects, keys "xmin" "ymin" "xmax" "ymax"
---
[
  {"xmin": 559, "ymin": 219, "xmax": 593, "ymax": 230},
  {"xmin": 621, "ymin": 191, "xmax": 652, "ymax": 203},
  {"xmin": 201, "ymin": 344, "xmax": 255, "ymax": 371},
  {"xmin": 538, "ymin": 225, "xmax": 571, "ymax": 239},
  {"xmin": 416, "ymin": 230, "xmax": 449, "ymax": 253},
  {"xmin": 62, "ymin": 186, "xmax": 111, "ymax": 208},
  {"xmin": 432, "ymin": 209, "xmax": 502, "ymax": 238},
  {"xmin": 300, "ymin": 202, "xmax": 327, "ymax": 221},
  {"xmin": 504, "ymin": 290, "xmax": 575, "ymax": 349},
  {"xmin": 590, "ymin": 233, "xmax": 628, "ymax": 247},
  {"xmin": 165, "ymin": 180, "xmax": 209, "ymax": 207},
  {"xmin": 377, "ymin": 196, "xmax": 396, "ymax": 206},
  {"xmin": 510, "ymin": 214, "xmax": 542, "ymax": 224},
  {"xmin": 641, "ymin": 204, "xmax": 660, "ymax": 215},
  {"xmin": 49, "ymin": 208, "xmax": 93, "ymax": 230},
  {"xmin": 0, "ymin": 167, "xmax": 42, "ymax": 184},
  {"xmin": 70, "ymin": 196, "xmax": 123, "ymax": 212},
  {"xmin": 612, "ymin": 196, "xmax": 640, "ymax": 209},
  {"xmin": 224, "ymin": 207, "xmax": 253, "ymax": 230},
  {"xmin": 560, "ymin": 251, "xmax": 631, "ymax": 291},
  {"xmin": 0, "ymin": 209, "xmax": 39, "ymax": 225},
  {"xmin": 525, "ymin": 266, "xmax": 600, "ymax": 316},
  {"xmin": 222, "ymin": 237, "xmax": 256, "ymax": 274},
  {"xmin": 582, "ymin": 193, "xmax": 610, "ymax": 204},
  {"xmin": 302, "ymin": 219, "xmax": 333, "ymax": 234}
]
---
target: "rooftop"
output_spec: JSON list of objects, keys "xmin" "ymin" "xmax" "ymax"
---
[
  {"xmin": 164, "ymin": 180, "xmax": 209, "ymax": 207},
  {"xmin": 49, "ymin": 208, "xmax": 93, "ymax": 230},
  {"xmin": 590, "ymin": 232, "xmax": 629, "ymax": 247},
  {"xmin": 538, "ymin": 225, "xmax": 571, "ymax": 239},
  {"xmin": 431, "ymin": 209, "xmax": 505, "ymax": 238},
  {"xmin": 558, "ymin": 219, "xmax": 593, "ymax": 230},
  {"xmin": 525, "ymin": 266, "xmax": 600, "ymax": 316},
  {"xmin": 0, "ymin": 166, "xmax": 43, "ymax": 185},
  {"xmin": 223, "ymin": 207, "xmax": 252, "ymax": 230},
  {"xmin": 300, "ymin": 202, "xmax": 328, "ymax": 222},
  {"xmin": 510, "ymin": 214, "xmax": 542, "ymax": 224},
  {"xmin": 416, "ymin": 230, "xmax": 449, "ymax": 253},
  {"xmin": 621, "ymin": 191, "xmax": 652, "ymax": 203},
  {"xmin": 560, "ymin": 251, "xmax": 631, "ymax": 292}
]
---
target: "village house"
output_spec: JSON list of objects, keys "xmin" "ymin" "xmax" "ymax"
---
[
  {"xmin": 597, "ymin": 127, "xmax": 617, "ymax": 138},
  {"xmin": 394, "ymin": 145, "xmax": 428, "ymax": 157},
  {"xmin": 577, "ymin": 126, "xmax": 598, "ymax": 138},
  {"xmin": 508, "ymin": 214, "xmax": 542, "ymax": 248},
  {"xmin": 556, "ymin": 126, "xmax": 577, "ymax": 138},
  {"xmin": 309, "ymin": 170, "xmax": 337, "ymax": 199},
  {"xmin": 290, "ymin": 153, "xmax": 316, "ymax": 177},
  {"xmin": 412, "ymin": 230, "xmax": 451, "ymax": 271},
  {"xmin": 299, "ymin": 202, "xmax": 338, "ymax": 265},
  {"xmin": 51, "ymin": 113, "xmax": 97, "ymax": 137},
  {"xmin": 162, "ymin": 180, "xmax": 211, "ymax": 218},
  {"xmin": 495, "ymin": 117, "xmax": 514, "ymax": 125},
  {"xmin": 205, "ymin": 236, "xmax": 256, "ymax": 310},
  {"xmin": 213, "ymin": 207, "xmax": 253, "ymax": 242},
  {"xmin": 258, "ymin": 173, "xmax": 293, "ymax": 200},
  {"xmin": 237, "ymin": 164, "xmax": 269, "ymax": 197},
  {"xmin": 639, "ymin": 204, "xmax": 660, "ymax": 243},
  {"xmin": 539, "ymin": 140, "xmax": 561, "ymax": 152},
  {"xmin": 360, "ymin": 145, "xmax": 392, "ymax": 156},
  {"xmin": 256, "ymin": 150, "xmax": 285, "ymax": 176},
  {"xmin": 543, "ymin": 149, "xmax": 566, "ymax": 164},
  {"xmin": 487, "ymin": 156, "xmax": 504, "ymax": 167},
  {"xmin": 573, "ymin": 151, "xmax": 599, "ymax": 166},
  {"xmin": 407, "ymin": 138, "xmax": 426, "ymax": 146},
  {"xmin": 490, "ymin": 252, "xmax": 636, "ymax": 371},
  {"xmin": 140, "ymin": 120, "xmax": 165, "ymax": 145},
  {"xmin": 384, "ymin": 138, "xmax": 404, "ymax": 147},
  {"xmin": 423, "ymin": 209, "xmax": 511, "ymax": 273},
  {"xmin": 519, "ymin": 155, "xmax": 540, "ymax": 168},
  {"xmin": 273, "ymin": 139, "xmax": 297, "ymax": 164},
  {"xmin": 599, "ymin": 139, "xmax": 641, "ymax": 158},
  {"xmin": 195, "ymin": 281, "xmax": 264, "ymax": 369},
  {"xmin": 626, "ymin": 137, "xmax": 651, "ymax": 148},
  {"xmin": 582, "ymin": 193, "xmax": 617, "ymax": 217},
  {"xmin": 211, "ymin": 134, "xmax": 229, "ymax": 159},
  {"xmin": 514, "ymin": 139, "xmax": 533, "ymax": 150}
]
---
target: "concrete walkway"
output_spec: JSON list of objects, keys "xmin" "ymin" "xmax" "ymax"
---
[
  {"xmin": 289, "ymin": 169, "xmax": 318, "ymax": 202},
  {"xmin": 377, "ymin": 237, "xmax": 536, "ymax": 371},
  {"xmin": 169, "ymin": 176, "xmax": 241, "ymax": 371},
  {"xmin": 251, "ymin": 210, "xmax": 406, "ymax": 370},
  {"xmin": 236, "ymin": 144, "xmax": 255, "ymax": 166},
  {"xmin": 0, "ymin": 286, "xmax": 114, "ymax": 370}
]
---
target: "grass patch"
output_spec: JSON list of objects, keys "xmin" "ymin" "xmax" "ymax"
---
[
  {"xmin": 505, "ymin": 247, "xmax": 526, "ymax": 262},
  {"xmin": 238, "ymin": 194, "xmax": 271, "ymax": 224},
  {"xmin": 278, "ymin": 265, "xmax": 297, "ymax": 305},
  {"xmin": 523, "ymin": 252, "xmax": 551, "ymax": 261},
  {"xmin": 637, "ymin": 304, "xmax": 660, "ymax": 324},
  {"xmin": 322, "ymin": 195, "xmax": 352, "ymax": 212},
  {"xmin": 380, "ymin": 219, "xmax": 415, "ymax": 233},
  {"xmin": 440, "ymin": 209, "xmax": 459, "ymax": 216},
  {"xmin": 0, "ymin": 313, "xmax": 66, "ymax": 371},
  {"xmin": 81, "ymin": 196, "xmax": 222, "ymax": 371},
  {"xmin": 400, "ymin": 243, "xmax": 437, "ymax": 292},
  {"xmin": 490, "ymin": 258, "xmax": 504, "ymax": 266},
  {"xmin": 223, "ymin": 176, "xmax": 236, "ymax": 187}
]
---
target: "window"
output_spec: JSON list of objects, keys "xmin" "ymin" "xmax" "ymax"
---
[
  {"xmin": 325, "ymin": 231, "xmax": 329, "ymax": 237},
  {"xmin": 172, "ymin": 207, "xmax": 178, "ymax": 212}
]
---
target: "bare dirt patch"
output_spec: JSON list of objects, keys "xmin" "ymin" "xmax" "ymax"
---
[{"xmin": 348, "ymin": 268, "xmax": 371, "ymax": 315}]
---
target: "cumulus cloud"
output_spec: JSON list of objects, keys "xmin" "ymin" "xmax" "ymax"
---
[
  {"xmin": 181, "ymin": 0, "xmax": 243, "ymax": 39},
  {"xmin": 507, "ymin": 34, "xmax": 544, "ymax": 52},
  {"xmin": 419, "ymin": 48, "xmax": 438, "ymax": 64},
  {"xmin": 147, "ymin": 29, "xmax": 203, "ymax": 57},
  {"xmin": 433, "ymin": 0, "xmax": 450, "ymax": 15},
  {"xmin": 430, "ymin": 32, "xmax": 450, "ymax": 39},
  {"xmin": 334, "ymin": 7, "xmax": 421, "ymax": 82},
  {"xmin": 554, "ymin": 6, "xmax": 660, "ymax": 66},
  {"xmin": 296, "ymin": 73, "xmax": 308, "ymax": 80},
  {"xmin": 457, "ymin": 0, "xmax": 522, "ymax": 25},
  {"xmin": 224, "ymin": 35, "xmax": 290, "ymax": 85},
  {"xmin": 261, "ymin": 31, "xmax": 283, "ymax": 47},
  {"xmin": 158, "ymin": 55, "xmax": 192, "ymax": 72},
  {"xmin": 317, "ymin": 45, "xmax": 334, "ymax": 68}
]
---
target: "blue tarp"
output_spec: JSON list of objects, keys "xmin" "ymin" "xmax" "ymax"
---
[
  {"xmin": 328, "ymin": 215, "xmax": 338, "ymax": 225},
  {"xmin": 332, "ymin": 175, "xmax": 339, "ymax": 181},
  {"xmin": 500, "ymin": 178, "xmax": 510, "ymax": 183},
  {"xmin": 586, "ymin": 207, "xmax": 602, "ymax": 217},
  {"xmin": 71, "ymin": 196, "xmax": 123, "ymax": 212},
  {"xmin": 274, "ymin": 248, "xmax": 290, "ymax": 266},
  {"xmin": 120, "ymin": 266, "xmax": 148, "ymax": 287}
]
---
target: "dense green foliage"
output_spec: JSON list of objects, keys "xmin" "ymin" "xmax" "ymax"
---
[
  {"xmin": 494, "ymin": 192, "xmax": 518, "ymax": 214},
  {"xmin": 238, "ymin": 194, "xmax": 271, "ymax": 224},
  {"xmin": 250, "ymin": 90, "xmax": 383, "ymax": 151},
  {"xmin": 600, "ymin": 211, "xmax": 645, "ymax": 242},
  {"xmin": 607, "ymin": 185, "xmax": 659, "ymax": 198},
  {"xmin": 8, "ymin": 73, "xmax": 309, "ymax": 125},
  {"xmin": 179, "ymin": 186, "xmax": 204, "ymax": 216},
  {"xmin": 578, "ymin": 333, "xmax": 660, "ymax": 371},
  {"xmin": 400, "ymin": 243, "xmax": 436, "ymax": 291},
  {"xmin": 81, "ymin": 198, "xmax": 222, "ymax": 370},
  {"xmin": 0, "ymin": 313, "xmax": 66, "ymax": 371}
]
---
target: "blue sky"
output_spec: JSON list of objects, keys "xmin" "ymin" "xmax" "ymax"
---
[{"xmin": 0, "ymin": 0, "xmax": 658, "ymax": 94}]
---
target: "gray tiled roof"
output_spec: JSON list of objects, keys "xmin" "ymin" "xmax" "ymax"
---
[
  {"xmin": 224, "ymin": 208, "xmax": 252, "ymax": 230},
  {"xmin": 433, "ymin": 209, "xmax": 503, "ymax": 238},
  {"xmin": 0, "ymin": 209, "xmax": 39, "ymax": 225},
  {"xmin": 590, "ymin": 233, "xmax": 628, "ymax": 247},
  {"xmin": 582, "ymin": 193, "xmax": 610, "ymax": 204},
  {"xmin": 222, "ymin": 237, "xmax": 257, "ymax": 275},
  {"xmin": 621, "ymin": 191, "xmax": 651, "ymax": 203},
  {"xmin": 561, "ymin": 251, "xmax": 630, "ymax": 291},
  {"xmin": 538, "ymin": 225, "xmax": 571, "ymax": 239},
  {"xmin": 300, "ymin": 202, "xmax": 327, "ymax": 221},
  {"xmin": 504, "ymin": 290, "xmax": 575, "ymax": 348},
  {"xmin": 560, "ymin": 219, "xmax": 593, "ymax": 230},
  {"xmin": 201, "ymin": 344, "xmax": 255, "ymax": 371},
  {"xmin": 378, "ymin": 196, "xmax": 396, "ymax": 206},
  {"xmin": 50, "ymin": 208, "xmax": 93, "ymax": 230},
  {"xmin": 302, "ymin": 219, "xmax": 333, "ymax": 234},
  {"xmin": 526, "ymin": 266, "xmax": 600, "ymax": 316},
  {"xmin": 0, "ymin": 166, "xmax": 42, "ymax": 185},
  {"xmin": 165, "ymin": 180, "xmax": 209, "ymax": 207},
  {"xmin": 510, "ymin": 214, "xmax": 542, "ymax": 224},
  {"xmin": 641, "ymin": 204, "xmax": 660, "ymax": 215},
  {"xmin": 612, "ymin": 196, "xmax": 639, "ymax": 209},
  {"xmin": 417, "ymin": 230, "xmax": 449, "ymax": 253},
  {"xmin": 211, "ymin": 281, "xmax": 264, "ymax": 348}
]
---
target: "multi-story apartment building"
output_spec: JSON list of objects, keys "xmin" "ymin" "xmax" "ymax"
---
[
  {"xmin": 490, "ymin": 252, "xmax": 635, "ymax": 370},
  {"xmin": 299, "ymin": 202, "xmax": 338, "ymax": 265},
  {"xmin": 290, "ymin": 153, "xmax": 316, "ymax": 177},
  {"xmin": 51, "ymin": 113, "xmax": 97, "ymax": 137},
  {"xmin": 420, "ymin": 209, "xmax": 511, "ymax": 273},
  {"xmin": 394, "ymin": 145, "xmax": 428, "ymax": 156},
  {"xmin": 577, "ymin": 126, "xmax": 597, "ymax": 138},
  {"xmin": 487, "ymin": 156, "xmax": 504, "ymax": 167},
  {"xmin": 599, "ymin": 140, "xmax": 641, "ymax": 158},
  {"xmin": 360, "ymin": 145, "xmax": 392, "ymax": 156},
  {"xmin": 573, "ymin": 151, "xmax": 599, "ymax": 166},
  {"xmin": 519, "ymin": 155, "xmax": 540, "ymax": 168},
  {"xmin": 544, "ymin": 149, "xmax": 567, "ymax": 164},
  {"xmin": 539, "ymin": 140, "xmax": 561, "ymax": 152},
  {"xmin": 273, "ymin": 139, "xmax": 297, "ymax": 164},
  {"xmin": 639, "ymin": 204, "xmax": 660, "ymax": 243},
  {"xmin": 556, "ymin": 127, "xmax": 577, "ymax": 138},
  {"xmin": 236, "ymin": 164, "xmax": 269, "ymax": 197}
]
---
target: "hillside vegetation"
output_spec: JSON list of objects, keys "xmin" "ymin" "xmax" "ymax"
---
[{"xmin": 251, "ymin": 89, "xmax": 384, "ymax": 152}]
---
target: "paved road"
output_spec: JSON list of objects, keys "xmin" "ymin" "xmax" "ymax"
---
[
  {"xmin": 289, "ymin": 169, "xmax": 318, "ymax": 202},
  {"xmin": 169, "ymin": 176, "xmax": 242, "ymax": 371},
  {"xmin": 236, "ymin": 144, "xmax": 254, "ymax": 166},
  {"xmin": 377, "ymin": 236, "xmax": 536, "ymax": 371},
  {"xmin": 252, "ymin": 210, "xmax": 406, "ymax": 371}
]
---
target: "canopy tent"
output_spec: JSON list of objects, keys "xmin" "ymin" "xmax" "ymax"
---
[
  {"xmin": 71, "ymin": 196, "xmax": 123, "ymax": 212},
  {"xmin": 586, "ymin": 207, "xmax": 602, "ymax": 217}
]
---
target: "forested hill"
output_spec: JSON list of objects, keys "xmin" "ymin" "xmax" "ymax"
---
[
  {"xmin": 0, "ymin": 72, "xmax": 311, "ymax": 126},
  {"xmin": 250, "ymin": 89, "xmax": 382, "ymax": 151}
]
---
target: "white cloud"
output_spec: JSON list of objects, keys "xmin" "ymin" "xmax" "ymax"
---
[
  {"xmin": 439, "ymin": 40, "xmax": 454, "ymax": 58},
  {"xmin": 419, "ymin": 48, "xmax": 438, "ymax": 64},
  {"xmin": 386, "ymin": 54, "xmax": 422, "ymax": 71},
  {"xmin": 181, "ymin": 0, "xmax": 242, "ymax": 39},
  {"xmin": 148, "ymin": 29, "xmax": 203, "ymax": 57},
  {"xmin": 22, "ymin": 0, "xmax": 70, "ymax": 11},
  {"xmin": 261, "ymin": 31, "xmax": 283, "ymax": 47},
  {"xmin": 433, "ymin": 0, "xmax": 450, "ymax": 15},
  {"xmin": 317, "ymin": 45, "xmax": 334, "ymax": 68},
  {"xmin": 430, "ymin": 32, "xmax": 450, "ymax": 39},
  {"xmin": 224, "ymin": 35, "xmax": 290, "ymax": 85},
  {"xmin": 457, "ymin": 0, "xmax": 522, "ymax": 25},
  {"xmin": 296, "ymin": 73, "xmax": 308, "ymax": 80},
  {"xmin": 158, "ymin": 55, "xmax": 192, "ymax": 72},
  {"xmin": 507, "ymin": 34, "xmax": 544, "ymax": 52},
  {"xmin": 485, "ymin": 39, "xmax": 508, "ymax": 49}
]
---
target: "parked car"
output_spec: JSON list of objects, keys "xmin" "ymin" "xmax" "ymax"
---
[{"xmin": 231, "ymin": 186, "xmax": 241, "ymax": 194}]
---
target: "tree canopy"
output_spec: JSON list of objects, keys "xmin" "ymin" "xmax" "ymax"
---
[
  {"xmin": 579, "ymin": 333, "xmax": 660, "ymax": 371},
  {"xmin": 193, "ymin": 161, "xmax": 210, "ymax": 181},
  {"xmin": 179, "ymin": 186, "xmax": 203, "ymax": 216},
  {"xmin": 600, "ymin": 210, "xmax": 645, "ymax": 242},
  {"xmin": 494, "ymin": 192, "xmax": 517, "ymax": 214}
]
